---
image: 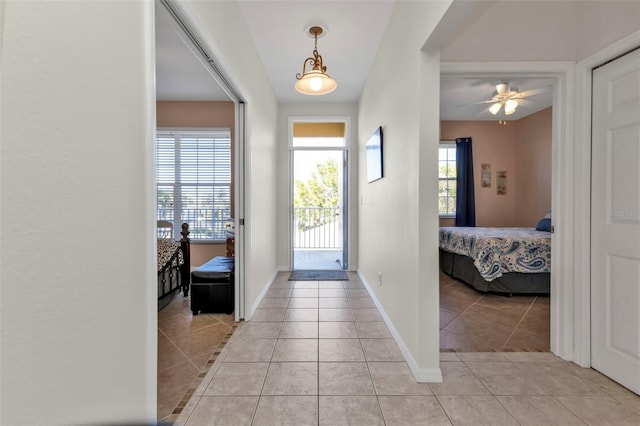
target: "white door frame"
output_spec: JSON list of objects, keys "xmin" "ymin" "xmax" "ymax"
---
[
  {"xmin": 287, "ymin": 116, "xmax": 352, "ymax": 271},
  {"xmin": 441, "ymin": 61, "xmax": 576, "ymax": 361},
  {"xmin": 573, "ymin": 31, "xmax": 640, "ymax": 367},
  {"xmin": 443, "ymin": 32, "xmax": 640, "ymax": 366},
  {"xmin": 158, "ymin": 0, "xmax": 248, "ymax": 321}
]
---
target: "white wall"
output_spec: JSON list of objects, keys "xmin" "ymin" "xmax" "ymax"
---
[
  {"xmin": 276, "ymin": 103, "xmax": 359, "ymax": 271},
  {"xmin": 180, "ymin": 0, "xmax": 279, "ymax": 315},
  {"xmin": 1, "ymin": 1, "xmax": 157, "ymax": 423},
  {"xmin": 357, "ymin": 1, "xmax": 452, "ymax": 379},
  {"xmin": 0, "ymin": 0, "xmax": 279, "ymax": 423}
]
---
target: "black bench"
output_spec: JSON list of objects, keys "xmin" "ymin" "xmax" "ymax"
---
[{"xmin": 190, "ymin": 256, "xmax": 234, "ymax": 315}]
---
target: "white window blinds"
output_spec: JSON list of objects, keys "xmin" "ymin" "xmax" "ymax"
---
[{"xmin": 156, "ymin": 130, "xmax": 231, "ymax": 240}]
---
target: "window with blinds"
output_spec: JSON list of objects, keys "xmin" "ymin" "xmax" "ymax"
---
[{"xmin": 156, "ymin": 130, "xmax": 231, "ymax": 241}]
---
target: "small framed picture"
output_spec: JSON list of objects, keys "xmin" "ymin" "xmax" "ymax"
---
[
  {"xmin": 481, "ymin": 163, "xmax": 491, "ymax": 188},
  {"xmin": 497, "ymin": 171, "xmax": 507, "ymax": 195}
]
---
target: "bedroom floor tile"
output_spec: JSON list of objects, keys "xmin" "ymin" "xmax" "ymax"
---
[
  {"xmin": 157, "ymin": 292, "xmax": 237, "ymax": 422},
  {"xmin": 158, "ymin": 360, "xmax": 200, "ymax": 419},
  {"xmin": 174, "ymin": 274, "xmax": 639, "ymax": 426},
  {"xmin": 172, "ymin": 322, "xmax": 232, "ymax": 361},
  {"xmin": 440, "ymin": 275, "xmax": 550, "ymax": 352}
]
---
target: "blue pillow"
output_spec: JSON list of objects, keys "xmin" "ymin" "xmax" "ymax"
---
[{"xmin": 536, "ymin": 217, "xmax": 551, "ymax": 232}]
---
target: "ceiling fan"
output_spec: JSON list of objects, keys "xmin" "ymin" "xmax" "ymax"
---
[{"xmin": 476, "ymin": 81, "xmax": 545, "ymax": 116}]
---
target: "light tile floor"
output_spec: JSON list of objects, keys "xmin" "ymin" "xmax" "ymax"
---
[{"xmin": 175, "ymin": 271, "xmax": 640, "ymax": 425}]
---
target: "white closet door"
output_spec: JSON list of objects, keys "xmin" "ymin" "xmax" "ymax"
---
[{"xmin": 591, "ymin": 47, "xmax": 640, "ymax": 395}]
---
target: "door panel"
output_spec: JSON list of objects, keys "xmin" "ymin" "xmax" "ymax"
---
[{"xmin": 591, "ymin": 47, "xmax": 640, "ymax": 394}]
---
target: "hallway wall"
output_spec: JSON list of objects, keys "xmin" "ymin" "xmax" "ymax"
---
[
  {"xmin": 1, "ymin": 1, "xmax": 157, "ymax": 423},
  {"xmin": 357, "ymin": 1, "xmax": 452, "ymax": 378},
  {"xmin": 0, "ymin": 0, "xmax": 279, "ymax": 424}
]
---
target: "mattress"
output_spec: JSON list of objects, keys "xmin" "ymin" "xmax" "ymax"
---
[{"xmin": 439, "ymin": 227, "xmax": 551, "ymax": 281}]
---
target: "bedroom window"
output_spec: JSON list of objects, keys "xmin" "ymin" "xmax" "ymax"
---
[
  {"xmin": 439, "ymin": 143, "xmax": 457, "ymax": 216},
  {"xmin": 156, "ymin": 129, "xmax": 231, "ymax": 241}
]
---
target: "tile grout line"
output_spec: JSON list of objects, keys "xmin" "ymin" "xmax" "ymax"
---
[
  {"xmin": 168, "ymin": 322, "xmax": 239, "ymax": 420},
  {"xmin": 433, "ymin": 394, "xmax": 456, "ymax": 426},
  {"xmin": 501, "ymin": 296, "xmax": 538, "ymax": 350},
  {"xmin": 158, "ymin": 316, "xmax": 234, "ymax": 372},
  {"xmin": 250, "ymin": 315, "xmax": 284, "ymax": 425},
  {"xmin": 456, "ymin": 356, "xmax": 525, "ymax": 425}
]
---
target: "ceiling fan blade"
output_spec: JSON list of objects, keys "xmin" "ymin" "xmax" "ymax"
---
[
  {"xmin": 454, "ymin": 99, "xmax": 495, "ymax": 107},
  {"xmin": 470, "ymin": 99, "xmax": 497, "ymax": 105},
  {"xmin": 517, "ymin": 87, "xmax": 549, "ymax": 98}
]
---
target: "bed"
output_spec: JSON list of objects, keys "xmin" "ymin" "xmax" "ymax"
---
[
  {"xmin": 157, "ymin": 222, "xmax": 191, "ymax": 309},
  {"xmin": 439, "ymin": 226, "xmax": 551, "ymax": 294}
]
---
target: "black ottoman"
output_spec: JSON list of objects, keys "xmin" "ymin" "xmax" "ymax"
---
[{"xmin": 190, "ymin": 256, "xmax": 234, "ymax": 315}]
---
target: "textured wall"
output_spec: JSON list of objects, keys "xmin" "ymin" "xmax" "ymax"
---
[{"xmin": 1, "ymin": 1, "xmax": 157, "ymax": 423}]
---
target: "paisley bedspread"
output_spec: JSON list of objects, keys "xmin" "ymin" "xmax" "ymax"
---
[
  {"xmin": 439, "ymin": 227, "xmax": 551, "ymax": 281},
  {"xmin": 157, "ymin": 238, "xmax": 184, "ymax": 272}
]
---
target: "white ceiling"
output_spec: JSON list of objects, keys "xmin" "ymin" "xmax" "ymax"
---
[
  {"xmin": 440, "ymin": 75, "xmax": 554, "ymax": 121},
  {"xmin": 155, "ymin": 1, "xmax": 554, "ymax": 120},
  {"xmin": 155, "ymin": 3, "xmax": 230, "ymax": 101}
]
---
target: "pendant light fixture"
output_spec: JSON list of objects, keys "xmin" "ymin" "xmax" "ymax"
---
[{"xmin": 295, "ymin": 25, "xmax": 337, "ymax": 96}]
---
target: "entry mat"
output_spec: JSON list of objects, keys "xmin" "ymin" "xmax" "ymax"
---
[{"xmin": 289, "ymin": 270, "xmax": 349, "ymax": 281}]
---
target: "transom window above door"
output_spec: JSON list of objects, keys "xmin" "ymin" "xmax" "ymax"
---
[{"xmin": 292, "ymin": 122, "xmax": 346, "ymax": 148}]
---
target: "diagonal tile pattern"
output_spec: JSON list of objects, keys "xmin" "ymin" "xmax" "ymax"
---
[
  {"xmin": 439, "ymin": 270, "xmax": 551, "ymax": 352},
  {"xmin": 173, "ymin": 271, "xmax": 640, "ymax": 425},
  {"xmin": 157, "ymin": 292, "xmax": 236, "ymax": 422}
]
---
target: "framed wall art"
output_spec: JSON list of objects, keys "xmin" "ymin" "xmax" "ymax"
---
[
  {"xmin": 481, "ymin": 163, "xmax": 491, "ymax": 188},
  {"xmin": 497, "ymin": 171, "xmax": 507, "ymax": 195}
]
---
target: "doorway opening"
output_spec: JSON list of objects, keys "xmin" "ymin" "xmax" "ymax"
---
[
  {"xmin": 155, "ymin": 0, "xmax": 246, "ymax": 420},
  {"xmin": 438, "ymin": 72, "xmax": 556, "ymax": 353},
  {"xmin": 290, "ymin": 120, "xmax": 349, "ymax": 271}
]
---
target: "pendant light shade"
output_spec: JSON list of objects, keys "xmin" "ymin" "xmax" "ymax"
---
[
  {"xmin": 489, "ymin": 102, "xmax": 502, "ymax": 115},
  {"xmin": 295, "ymin": 26, "xmax": 337, "ymax": 96}
]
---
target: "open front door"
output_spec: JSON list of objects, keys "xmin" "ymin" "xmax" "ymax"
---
[{"xmin": 290, "ymin": 120, "xmax": 349, "ymax": 270}]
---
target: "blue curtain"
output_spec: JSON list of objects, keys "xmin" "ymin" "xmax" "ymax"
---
[{"xmin": 455, "ymin": 137, "xmax": 476, "ymax": 227}]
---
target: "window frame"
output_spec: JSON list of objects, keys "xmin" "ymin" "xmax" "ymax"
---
[
  {"xmin": 438, "ymin": 141, "xmax": 457, "ymax": 218},
  {"xmin": 156, "ymin": 128, "xmax": 232, "ymax": 243}
]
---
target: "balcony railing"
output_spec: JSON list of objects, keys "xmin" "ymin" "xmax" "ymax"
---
[
  {"xmin": 157, "ymin": 207, "xmax": 230, "ymax": 240},
  {"xmin": 293, "ymin": 207, "xmax": 341, "ymax": 249}
]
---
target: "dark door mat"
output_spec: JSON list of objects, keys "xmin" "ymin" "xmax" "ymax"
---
[{"xmin": 289, "ymin": 270, "xmax": 349, "ymax": 281}]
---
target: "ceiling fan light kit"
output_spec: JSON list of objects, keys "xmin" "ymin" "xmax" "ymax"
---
[
  {"xmin": 504, "ymin": 99, "xmax": 518, "ymax": 115},
  {"xmin": 295, "ymin": 25, "xmax": 337, "ymax": 96},
  {"xmin": 489, "ymin": 102, "xmax": 502, "ymax": 115},
  {"xmin": 485, "ymin": 81, "xmax": 522, "ymax": 118}
]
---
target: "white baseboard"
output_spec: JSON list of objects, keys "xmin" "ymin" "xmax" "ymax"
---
[
  {"xmin": 247, "ymin": 269, "xmax": 280, "ymax": 320},
  {"xmin": 357, "ymin": 270, "xmax": 443, "ymax": 383}
]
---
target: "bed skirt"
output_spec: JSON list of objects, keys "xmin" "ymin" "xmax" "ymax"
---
[{"xmin": 440, "ymin": 249, "xmax": 550, "ymax": 294}]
